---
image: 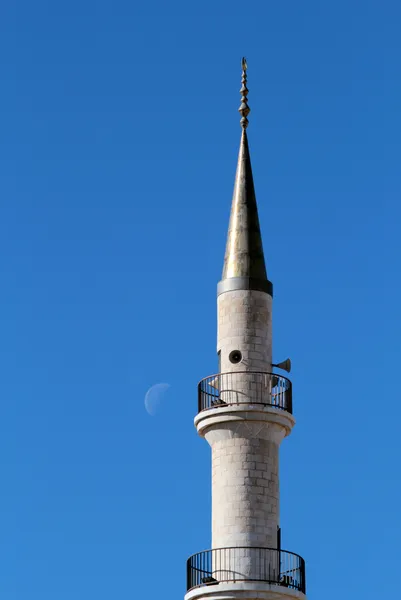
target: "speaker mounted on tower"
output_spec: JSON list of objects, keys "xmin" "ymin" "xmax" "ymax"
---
[{"xmin": 272, "ymin": 358, "xmax": 291, "ymax": 373}]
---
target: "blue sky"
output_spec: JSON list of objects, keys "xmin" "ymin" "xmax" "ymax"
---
[{"xmin": 1, "ymin": 1, "xmax": 401, "ymax": 598}]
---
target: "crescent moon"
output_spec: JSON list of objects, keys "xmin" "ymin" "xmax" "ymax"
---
[{"xmin": 144, "ymin": 383, "xmax": 170, "ymax": 416}]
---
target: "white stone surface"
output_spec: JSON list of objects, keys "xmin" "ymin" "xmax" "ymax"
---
[
  {"xmin": 205, "ymin": 421, "xmax": 279, "ymax": 551},
  {"xmin": 195, "ymin": 406, "xmax": 295, "ymax": 443},
  {"xmin": 217, "ymin": 289, "xmax": 272, "ymax": 374},
  {"xmin": 185, "ymin": 581, "xmax": 307, "ymax": 600}
]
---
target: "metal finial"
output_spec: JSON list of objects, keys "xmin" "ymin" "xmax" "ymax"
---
[{"xmin": 239, "ymin": 57, "xmax": 250, "ymax": 129}]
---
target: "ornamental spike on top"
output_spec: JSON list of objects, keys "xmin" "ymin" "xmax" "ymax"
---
[{"xmin": 239, "ymin": 57, "xmax": 250, "ymax": 129}]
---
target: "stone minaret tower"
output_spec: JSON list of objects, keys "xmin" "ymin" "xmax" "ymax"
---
[{"xmin": 185, "ymin": 59, "xmax": 307, "ymax": 600}]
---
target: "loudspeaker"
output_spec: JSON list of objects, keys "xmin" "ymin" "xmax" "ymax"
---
[{"xmin": 272, "ymin": 358, "xmax": 291, "ymax": 373}]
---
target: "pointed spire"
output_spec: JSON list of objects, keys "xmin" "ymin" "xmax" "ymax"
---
[{"xmin": 218, "ymin": 59, "xmax": 272, "ymax": 297}]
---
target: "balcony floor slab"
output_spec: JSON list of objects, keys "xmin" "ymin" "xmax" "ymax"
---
[{"xmin": 185, "ymin": 581, "xmax": 307, "ymax": 600}]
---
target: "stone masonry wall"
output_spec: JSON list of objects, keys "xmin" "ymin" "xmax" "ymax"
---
[
  {"xmin": 217, "ymin": 289, "xmax": 272, "ymax": 374},
  {"xmin": 206, "ymin": 424, "xmax": 279, "ymax": 551}
]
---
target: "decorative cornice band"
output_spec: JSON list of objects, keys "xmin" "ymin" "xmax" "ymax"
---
[{"xmin": 217, "ymin": 277, "xmax": 273, "ymax": 297}]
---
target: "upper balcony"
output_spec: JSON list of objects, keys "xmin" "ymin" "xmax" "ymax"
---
[
  {"xmin": 198, "ymin": 371, "xmax": 292, "ymax": 415},
  {"xmin": 186, "ymin": 546, "xmax": 305, "ymax": 595}
]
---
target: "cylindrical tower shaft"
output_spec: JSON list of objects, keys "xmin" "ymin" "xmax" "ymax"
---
[{"xmin": 212, "ymin": 289, "xmax": 277, "ymax": 550}]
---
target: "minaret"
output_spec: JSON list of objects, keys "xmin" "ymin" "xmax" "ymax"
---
[{"xmin": 185, "ymin": 60, "xmax": 306, "ymax": 600}]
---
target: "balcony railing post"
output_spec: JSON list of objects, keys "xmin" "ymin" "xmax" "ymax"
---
[
  {"xmin": 301, "ymin": 557, "xmax": 306, "ymax": 594},
  {"xmin": 198, "ymin": 383, "xmax": 201, "ymax": 414},
  {"xmin": 288, "ymin": 380, "xmax": 293, "ymax": 414}
]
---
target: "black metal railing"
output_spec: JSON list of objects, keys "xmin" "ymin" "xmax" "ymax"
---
[
  {"xmin": 187, "ymin": 547, "xmax": 305, "ymax": 594},
  {"xmin": 198, "ymin": 372, "xmax": 292, "ymax": 414}
]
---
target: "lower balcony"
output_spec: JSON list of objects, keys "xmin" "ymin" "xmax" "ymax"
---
[
  {"xmin": 187, "ymin": 547, "xmax": 305, "ymax": 595},
  {"xmin": 198, "ymin": 372, "xmax": 292, "ymax": 414}
]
